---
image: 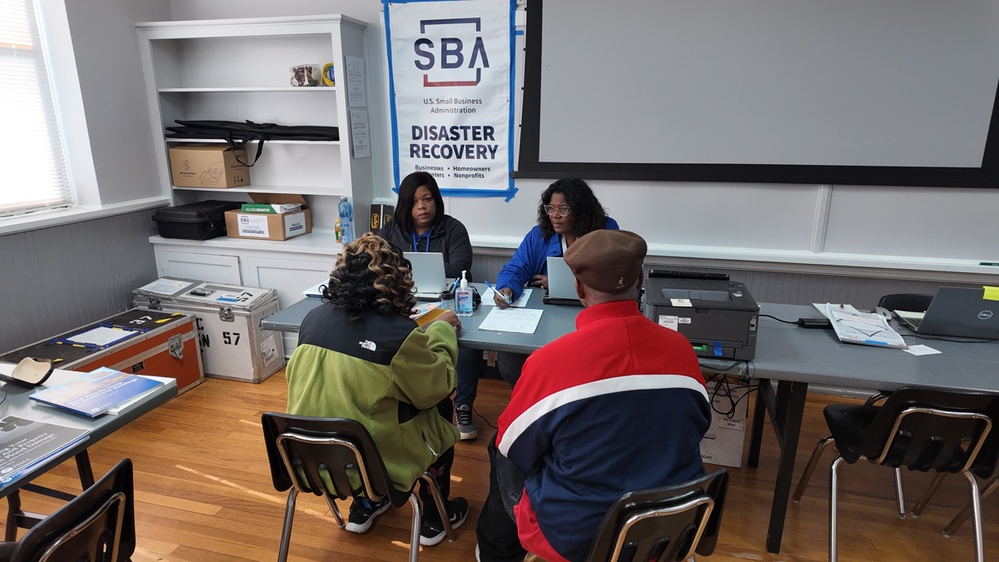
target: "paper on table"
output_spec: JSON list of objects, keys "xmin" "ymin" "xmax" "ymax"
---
[
  {"xmin": 137, "ymin": 278, "xmax": 191, "ymax": 295},
  {"xmin": 894, "ymin": 310, "xmax": 925, "ymax": 320},
  {"xmin": 477, "ymin": 307, "xmax": 543, "ymax": 334},
  {"xmin": 107, "ymin": 375, "xmax": 173, "ymax": 415},
  {"xmin": 904, "ymin": 344, "xmax": 941, "ymax": 356},
  {"xmin": 824, "ymin": 303, "xmax": 907, "ymax": 349},
  {"xmin": 481, "ymin": 288, "xmax": 532, "ymax": 308},
  {"xmin": 65, "ymin": 326, "xmax": 138, "ymax": 347}
]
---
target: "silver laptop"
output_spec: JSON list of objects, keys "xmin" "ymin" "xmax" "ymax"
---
[
  {"xmin": 543, "ymin": 256, "xmax": 582, "ymax": 306},
  {"xmin": 404, "ymin": 252, "xmax": 449, "ymax": 301},
  {"xmin": 893, "ymin": 286, "xmax": 999, "ymax": 339}
]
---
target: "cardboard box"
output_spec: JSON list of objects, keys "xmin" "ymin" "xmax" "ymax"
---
[
  {"xmin": 224, "ymin": 194, "xmax": 312, "ymax": 241},
  {"xmin": 700, "ymin": 377, "xmax": 751, "ymax": 468},
  {"xmin": 168, "ymin": 144, "xmax": 250, "ymax": 188}
]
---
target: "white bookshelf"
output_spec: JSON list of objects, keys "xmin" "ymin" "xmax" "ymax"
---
[{"xmin": 136, "ymin": 15, "xmax": 370, "ymax": 348}]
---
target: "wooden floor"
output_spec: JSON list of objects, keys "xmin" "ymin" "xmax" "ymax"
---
[{"xmin": 6, "ymin": 372, "xmax": 997, "ymax": 561}]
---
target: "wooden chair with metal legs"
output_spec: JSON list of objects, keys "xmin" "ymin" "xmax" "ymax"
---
[
  {"xmin": 261, "ymin": 413, "xmax": 456, "ymax": 562},
  {"xmin": 583, "ymin": 469, "xmax": 729, "ymax": 562},
  {"xmin": 817, "ymin": 387, "xmax": 999, "ymax": 562}
]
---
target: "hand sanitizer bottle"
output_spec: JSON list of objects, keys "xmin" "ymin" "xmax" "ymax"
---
[{"xmin": 456, "ymin": 270, "xmax": 473, "ymax": 317}]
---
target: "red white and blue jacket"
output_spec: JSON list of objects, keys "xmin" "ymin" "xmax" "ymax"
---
[{"xmin": 497, "ymin": 299, "xmax": 710, "ymax": 562}]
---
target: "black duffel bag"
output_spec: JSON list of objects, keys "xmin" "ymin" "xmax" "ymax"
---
[{"xmin": 165, "ymin": 119, "xmax": 340, "ymax": 166}]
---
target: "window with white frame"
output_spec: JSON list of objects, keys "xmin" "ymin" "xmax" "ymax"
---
[{"xmin": 0, "ymin": 0, "xmax": 73, "ymax": 218}]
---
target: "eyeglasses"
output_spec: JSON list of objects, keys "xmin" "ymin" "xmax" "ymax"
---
[{"xmin": 543, "ymin": 205, "xmax": 571, "ymax": 217}]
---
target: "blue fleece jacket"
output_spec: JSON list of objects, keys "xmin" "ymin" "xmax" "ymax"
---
[{"xmin": 495, "ymin": 217, "xmax": 619, "ymax": 302}]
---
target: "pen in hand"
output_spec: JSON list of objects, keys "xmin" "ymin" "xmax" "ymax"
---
[{"xmin": 483, "ymin": 280, "xmax": 512, "ymax": 305}]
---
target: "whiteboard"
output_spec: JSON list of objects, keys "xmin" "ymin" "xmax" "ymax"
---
[{"xmin": 517, "ymin": 0, "xmax": 999, "ymax": 187}]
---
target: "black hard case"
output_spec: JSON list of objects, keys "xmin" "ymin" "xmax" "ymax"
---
[{"xmin": 152, "ymin": 200, "xmax": 241, "ymax": 240}]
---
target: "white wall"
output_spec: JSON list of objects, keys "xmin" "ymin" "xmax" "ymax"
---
[
  {"xmin": 167, "ymin": 0, "xmax": 999, "ymax": 282},
  {"xmin": 52, "ymin": 0, "xmax": 170, "ymax": 205}
]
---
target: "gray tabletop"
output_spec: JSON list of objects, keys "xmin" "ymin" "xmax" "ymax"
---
[
  {"xmin": 753, "ymin": 303, "xmax": 999, "ymax": 392},
  {"xmin": 0, "ymin": 364, "xmax": 178, "ymax": 497},
  {"xmin": 261, "ymin": 285, "xmax": 746, "ymax": 373},
  {"xmin": 260, "ymin": 285, "xmax": 580, "ymax": 353}
]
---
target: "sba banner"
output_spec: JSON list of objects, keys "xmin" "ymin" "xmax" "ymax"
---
[{"xmin": 384, "ymin": 0, "xmax": 516, "ymax": 198}]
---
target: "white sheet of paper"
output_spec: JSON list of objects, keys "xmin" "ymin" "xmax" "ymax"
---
[
  {"xmin": 482, "ymin": 288, "xmax": 531, "ymax": 307},
  {"xmin": 138, "ymin": 278, "xmax": 190, "ymax": 295},
  {"xmin": 477, "ymin": 307, "xmax": 543, "ymax": 334},
  {"xmin": 346, "ymin": 55, "xmax": 367, "ymax": 108},
  {"xmin": 66, "ymin": 326, "xmax": 137, "ymax": 347},
  {"xmin": 904, "ymin": 344, "xmax": 942, "ymax": 356},
  {"xmin": 349, "ymin": 109, "xmax": 370, "ymax": 158}
]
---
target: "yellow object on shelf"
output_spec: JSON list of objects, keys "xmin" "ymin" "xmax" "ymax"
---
[{"xmin": 322, "ymin": 62, "xmax": 335, "ymax": 87}]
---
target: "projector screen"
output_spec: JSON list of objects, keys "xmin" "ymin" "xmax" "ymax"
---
[{"xmin": 517, "ymin": 0, "xmax": 999, "ymax": 187}]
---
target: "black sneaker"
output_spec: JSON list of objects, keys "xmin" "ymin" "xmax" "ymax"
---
[
  {"xmin": 345, "ymin": 496, "xmax": 390, "ymax": 533},
  {"xmin": 419, "ymin": 496, "xmax": 469, "ymax": 546},
  {"xmin": 456, "ymin": 404, "xmax": 478, "ymax": 440}
]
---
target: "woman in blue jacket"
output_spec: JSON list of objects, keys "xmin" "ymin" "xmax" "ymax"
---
[
  {"xmin": 494, "ymin": 178, "xmax": 619, "ymax": 306},
  {"xmin": 491, "ymin": 178, "xmax": 618, "ymax": 386}
]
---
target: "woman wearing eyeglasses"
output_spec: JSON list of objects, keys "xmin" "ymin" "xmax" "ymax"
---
[
  {"xmin": 488, "ymin": 178, "xmax": 618, "ymax": 388},
  {"xmin": 493, "ymin": 178, "xmax": 619, "ymax": 308}
]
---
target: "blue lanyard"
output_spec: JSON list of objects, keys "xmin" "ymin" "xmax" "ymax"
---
[{"xmin": 411, "ymin": 226, "xmax": 435, "ymax": 252}]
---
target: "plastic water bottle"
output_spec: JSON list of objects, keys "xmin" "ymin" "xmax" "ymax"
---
[
  {"xmin": 338, "ymin": 197, "xmax": 354, "ymax": 244},
  {"xmin": 456, "ymin": 270, "xmax": 473, "ymax": 317}
]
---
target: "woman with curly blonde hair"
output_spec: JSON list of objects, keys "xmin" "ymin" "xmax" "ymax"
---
[{"xmin": 285, "ymin": 232, "xmax": 469, "ymax": 545}]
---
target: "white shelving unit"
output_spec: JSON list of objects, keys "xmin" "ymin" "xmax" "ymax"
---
[{"xmin": 136, "ymin": 15, "xmax": 371, "ymax": 352}]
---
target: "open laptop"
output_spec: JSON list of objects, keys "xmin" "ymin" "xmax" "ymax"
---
[
  {"xmin": 892, "ymin": 286, "xmax": 999, "ymax": 339},
  {"xmin": 404, "ymin": 252, "xmax": 449, "ymax": 301},
  {"xmin": 543, "ymin": 256, "xmax": 582, "ymax": 306}
]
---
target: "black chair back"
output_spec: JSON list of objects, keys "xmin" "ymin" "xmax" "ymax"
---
[
  {"xmin": 856, "ymin": 388, "xmax": 999, "ymax": 473},
  {"xmin": 261, "ymin": 412, "xmax": 409, "ymax": 508},
  {"xmin": 10, "ymin": 458, "xmax": 134, "ymax": 562},
  {"xmin": 585, "ymin": 469, "xmax": 729, "ymax": 562}
]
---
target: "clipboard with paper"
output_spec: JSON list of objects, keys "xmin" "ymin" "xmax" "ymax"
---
[{"xmin": 823, "ymin": 303, "xmax": 907, "ymax": 349}]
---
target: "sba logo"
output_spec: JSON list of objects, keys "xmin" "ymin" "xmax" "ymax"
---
[{"xmin": 413, "ymin": 18, "xmax": 490, "ymax": 87}]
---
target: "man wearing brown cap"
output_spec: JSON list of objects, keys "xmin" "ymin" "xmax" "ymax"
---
[{"xmin": 475, "ymin": 229, "xmax": 712, "ymax": 562}]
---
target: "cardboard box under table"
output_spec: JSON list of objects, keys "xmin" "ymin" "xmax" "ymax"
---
[
  {"xmin": 0, "ymin": 309, "xmax": 203, "ymax": 393},
  {"xmin": 699, "ymin": 377, "xmax": 751, "ymax": 469},
  {"xmin": 224, "ymin": 194, "xmax": 311, "ymax": 241},
  {"xmin": 133, "ymin": 277, "xmax": 284, "ymax": 383}
]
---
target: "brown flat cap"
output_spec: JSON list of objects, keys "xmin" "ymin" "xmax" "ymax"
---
[{"xmin": 563, "ymin": 230, "xmax": 647, "ymax": 293}]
